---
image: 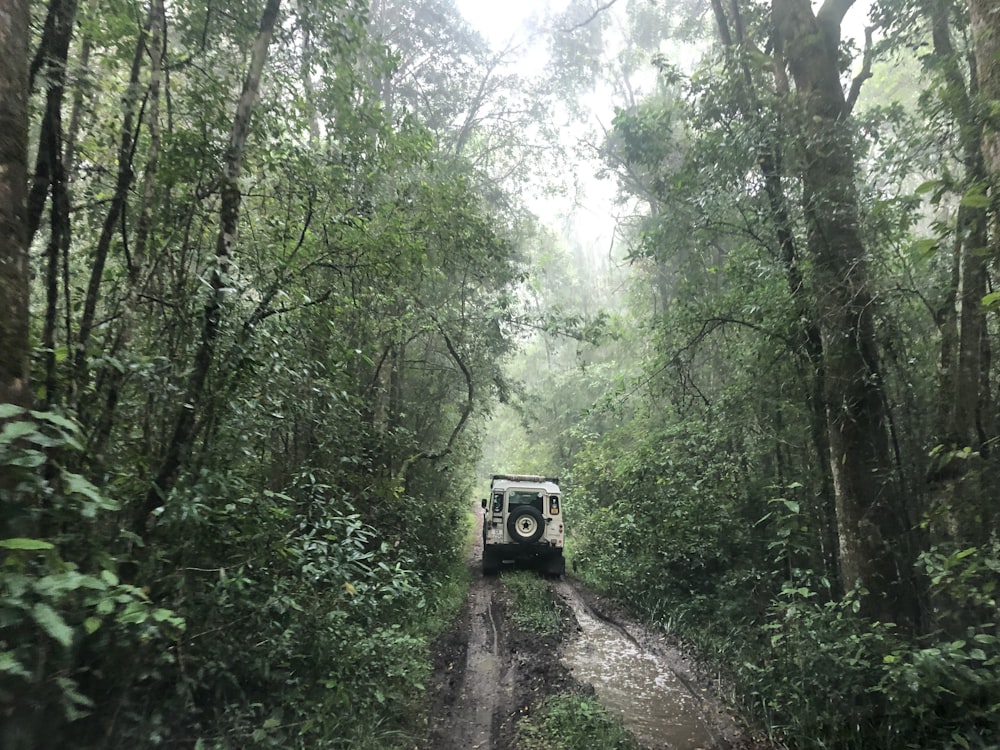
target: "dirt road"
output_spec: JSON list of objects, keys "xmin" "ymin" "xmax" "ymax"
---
[{"xmin": 420, "ymin": 558, "xmax": 758, "ymax": 750}]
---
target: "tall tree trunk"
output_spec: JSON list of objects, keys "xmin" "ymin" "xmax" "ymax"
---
[
  {"xmin": 91, "ymin": 0, "xmax": 166, "ymax": 461},
  {"xmin": 0, "ymin": 7, "xmax": 41, "ymax": 748},
  {"xmin": 26, "ymin": 0, "xmax": 79, "ymax": 246},
  {"xmin": 144, "ymin": 0, "xmax": 283, "ymax": 523},
  {"xmin": 966, "ymin": 0, "xmax": 1000, "ymax": 535},
  {"xmin": 73, "ymin": 22, "xmax": 147, "ymax": 391},
  {"xmin": 713, "ymin": 0, "xmax": 838, "ymax": 584},
  {"xmin": 922, "ymin": 0, "xmax": 994, "ymax": 543},
  {"xmin": 0, "ymin": 0, "xmax": 32, "ymax": 411},
  {"xmin": 968, "ymin": 0, "xmax": 1000, "ymax": 178},
  {"xmin": 774, "ymin": 0, "xmax": 914, "ymax": 622}
]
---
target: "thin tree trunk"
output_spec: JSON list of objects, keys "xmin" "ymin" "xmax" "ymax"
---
[
  {"xmin": 74, "ymin": 21, "xmax": 147, "ymax": 390},
  {"xmin": 26, "ymin": 0, "xmax": 79, "ymax": 246},
  {"xmin": 42, "ymin": 149, "xmax": 71, "ymax": 409},
  {"xmin": 144, "ymin": 0, "xmax": 283, "ymax": 523},
  {"xmin": 91, "ymin": 0, "xmax": 166, "ymax": 460},
  {"xmin": 0, "ymin": 0, "xmax": 32, "ymax": 411},
  {"xmin": 63, "ymin": 0, "xmax": 99, "ymax": 175}
]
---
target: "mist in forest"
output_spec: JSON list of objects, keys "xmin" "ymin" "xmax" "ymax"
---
[{"xmin": 2, "ymin": 0, "xmax": 999, "ymax": 748}]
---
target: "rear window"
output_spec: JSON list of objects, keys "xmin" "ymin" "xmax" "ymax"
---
[{"xmin": 508, "ymin": 491, "xmax": 543, "ymax": 508}]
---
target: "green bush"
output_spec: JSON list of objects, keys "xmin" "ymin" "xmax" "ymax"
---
[
  {"xmin": 502, "ymin": 570, "xmax": 562, "ymax": 635},
  {"xmin": 518, "ymin": 694, "xmax": 640, "ymax": 750},
  {"xmin": 0, "ymin": 407, "xmax": 184, "ymax": 748}
]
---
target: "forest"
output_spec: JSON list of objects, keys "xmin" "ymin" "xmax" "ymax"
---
[{"xmin": 1, "ymin": 0, "xmax": 999, "ymax": 747}]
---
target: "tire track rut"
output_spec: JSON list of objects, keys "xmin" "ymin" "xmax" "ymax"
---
[{"xmin": 421, "ymin": 546, "xmax": 760, "ymax": 749}]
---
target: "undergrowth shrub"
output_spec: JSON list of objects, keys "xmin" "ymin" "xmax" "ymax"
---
[
  {"xmin": 502, "ymin": 570, "xmax": 561, "ymax": 635},
  {"xmin": 737, "ymin": 583, "xmax": 899, "ymax": 747},
  {"xmin": 874, "ymin": 542, "xmax": 1000, "ymax": 749},
  {"xmin": 569, "ymin": 423, "xmax": 1000, "ymax": 750},
  {"xmin": 76, "ymin": 472, "xmax": 438, "ymax": 749},
  {"xmin": 0, "ymin": 406, "xmax": 184, "ymax": 749},
  {"xmin": 518, "ymin": 694, "xmax": 640, "ymax": 750}
]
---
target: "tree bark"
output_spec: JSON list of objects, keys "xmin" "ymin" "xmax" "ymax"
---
[
  {"xmin": 774, "ymin": 0, "xmax": 914, "ymax": 622},
  {"xmin": 966, "ymin": 0, "xmax": 1000, "ymax": 536},
  {"xmin": 926, "ymin": 0, "xmax": 990, "ymax": 453},
  {"xmin": 26, "ymin": 0, "xmax": 79, "ymax": 246},
  {"xmin": 0, "ymin": 0, "xmax": 32, "ymax": 409},
  {"xmin": 0, "ymin": 5, "xmax": 38, "ymax": 749},
  {"xmin": 713, "ymin": 0, "xmax": 838, "ymax": 583},
  {"xmin": 916, "ymin": 0, "xmax": 996, "ymax": 545},
  {"xmin": 968, "ymin": 0, "xmax": 1000, "ymax": 177}
]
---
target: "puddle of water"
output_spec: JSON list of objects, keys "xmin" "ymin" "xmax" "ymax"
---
[{"xmin": 561, "ymin": 595, "xmax": 716, "ymax": 750}]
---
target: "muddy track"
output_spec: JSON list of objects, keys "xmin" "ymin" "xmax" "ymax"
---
[
  {"xmin": 420, "ymin": 556, "xmax": 761, "ymax": 750},
  {"xmin": 421, "ymin": 559, "xmax": 575, "ymax": 750}
]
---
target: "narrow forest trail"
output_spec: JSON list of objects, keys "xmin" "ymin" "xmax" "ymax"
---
[
  {"xmin": 419, "ymin": 521, "xmax": 760, "ymax": 750},
  {"xmin": 554, "ymin": 580, "xmax": 741, "ymax": 749}
]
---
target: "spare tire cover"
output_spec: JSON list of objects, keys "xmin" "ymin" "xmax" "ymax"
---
[{"xmin": 507, "ymin": 505, "xmax": 545, "ymax": 543}]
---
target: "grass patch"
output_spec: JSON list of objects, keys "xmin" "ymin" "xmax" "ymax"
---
[
  {"xmin": 518, "ymin": 694, "xmax": 641, "ymax": 750},
  {"xmin": 420, "ymin": 508, "xmax": 477, "ymax": 638},
  {"xmin": 501, "ymin": 570, "xmax": 561, "ymax": 635}
]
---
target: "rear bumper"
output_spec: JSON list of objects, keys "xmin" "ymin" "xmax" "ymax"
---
[{"xmin": 484, "ymin": 543, "xmax": 563, "ymax": 562}]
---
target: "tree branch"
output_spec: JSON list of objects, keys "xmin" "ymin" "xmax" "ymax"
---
[
  {"xmin": 845, "ymin": 26, "xmax": 874, "ymax": 114},
  {"xmin": 817, "ymin": 0, "xmax": 855, "ymax": 27},
  {"xmin": 559, "ymin": 0, "xmax": 619, "ymax": 33}
]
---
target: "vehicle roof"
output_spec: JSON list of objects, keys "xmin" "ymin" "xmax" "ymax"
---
[{"xmin": 490, "ymin": 474, "xmax": 560, "ymax": 492}]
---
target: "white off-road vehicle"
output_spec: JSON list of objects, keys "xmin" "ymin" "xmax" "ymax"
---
[{"xmin": 481, "ymin": 474, "xmax": 565, "ymax": 575}]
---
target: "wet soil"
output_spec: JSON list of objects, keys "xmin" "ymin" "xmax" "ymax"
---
[{"xmin": 418, "ymin": 551, "xmax": 769, "ymax": 750}]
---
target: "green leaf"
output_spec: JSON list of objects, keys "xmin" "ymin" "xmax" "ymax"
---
[
  {"xmin": 83, "ymin": 617, "xmax": 102, "ymax": 634},
  {"xmin": 0, "ymin": 404, "xmax": 26, "ymax": 419},
  {"xmin": 1, "ymin": 421, "xmax": 39, "ymax": 442},
  {"xmin": 0, "ymin": 537, "xmax": 54, "ymax": 551},
  {"xmin": 983, "ymin": 291, "xmax": 1000, "ymax": 310},
  {"xmin": 6, "ymin": 450, "xmax": 45, "ymax": 467},
  {"xmin": 63, "ymin": 472, "xmax": 120, "ymax": 511},
  {"xmin": 31, "ymin": 410, "xmax": 79, "ymax": 432},
  {"xmin": 914, "ymin": 179, "xmax": 941, "ymax": 194},
  {"xmin": 914, "ymin": 238, "xmax": 939, "ymax": 258},
  {"xmin": 0, "ymin": 650, "xmax": 30, "ymax": 677},
  {"xmin": 960, "ymin": 188, "xmax": 990, "ymax": 208},
  {"xmin": 32, "ymin": 603, "xmax": 74, "ymax": 647}
]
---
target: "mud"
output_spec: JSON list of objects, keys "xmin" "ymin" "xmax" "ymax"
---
[
  {"xmin": 556, "ymin": 580, "xmax": 739, "ymax": 749},
  {"xmin": 419, "ymin": 552, "xmax": 767, "ymax": 750}
]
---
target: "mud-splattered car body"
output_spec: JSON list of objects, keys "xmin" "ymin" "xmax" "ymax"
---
[{"xmin": 482, "ymin": 474, "xmax": 565, "ymax": 575}]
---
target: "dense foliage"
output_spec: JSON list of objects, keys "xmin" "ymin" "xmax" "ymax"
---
[
  {"xmin": 518, "ymin": 694, "xmax": 641, "ymax": 750},
  {"xmin": 4, "ymin": 0, "xmax": 1000, "ymax": 748},
  {"xmin": 486, "ymin": 0, "xmax": 1000, "ymax": 748},
  {"xmin": 1, "ymin": 0, "xmax": 538, "ymax": 747}
]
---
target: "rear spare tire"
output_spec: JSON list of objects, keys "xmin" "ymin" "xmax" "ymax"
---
[{"xmin": 507, "ymin": 505, "xmax": 545, "ymax": 544}]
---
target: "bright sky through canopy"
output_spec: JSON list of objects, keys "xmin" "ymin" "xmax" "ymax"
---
[{"xmin": 455, "ymin": 0, "xmax": 567, "ymax": 46}]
